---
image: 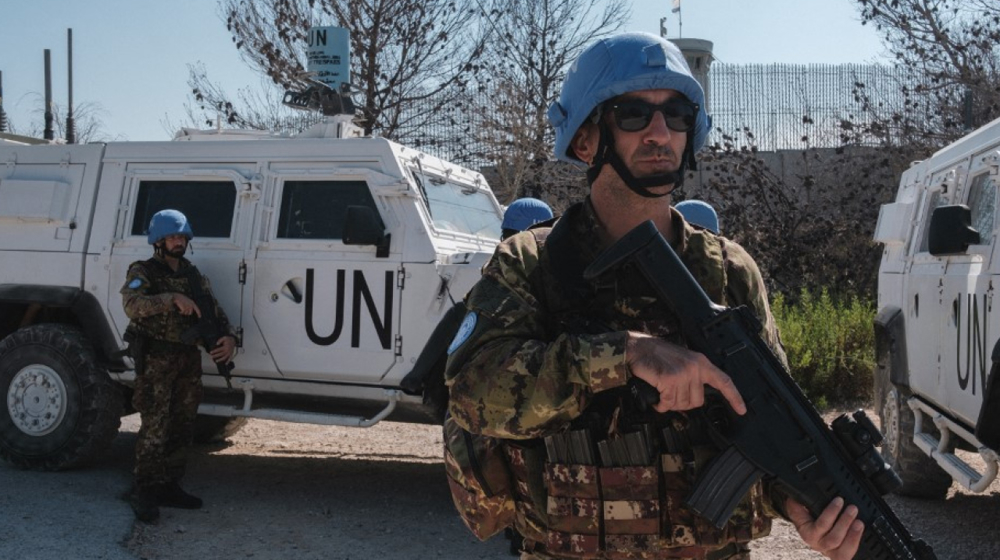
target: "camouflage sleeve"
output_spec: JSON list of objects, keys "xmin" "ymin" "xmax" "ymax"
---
[
  {"xmin": 120, "ymin": 263, "xmax": 174, "ymax": 320},
  {"xmin": 723, "ymin": 240, "xmax": 788, "ymax": 369},
  {"xmin": 445, "ymin": 233, "xmax": 630, "ymax": 440}
]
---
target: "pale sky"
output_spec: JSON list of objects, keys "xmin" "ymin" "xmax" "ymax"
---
[{"xmin": 0, "ymin": 0, "xmax": 886, "ymax": 142}]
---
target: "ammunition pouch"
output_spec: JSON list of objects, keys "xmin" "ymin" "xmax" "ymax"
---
[
  {"xmin": 123, "ymin": 328, "xmax": 146, "ymax": 376},
  {"xmin": 513, "ymin": 422, "xmax": 769, "ymax": 559},
  {"xmin": 123, "ymin": 328, "xmax": 199, "ymax": 377}
]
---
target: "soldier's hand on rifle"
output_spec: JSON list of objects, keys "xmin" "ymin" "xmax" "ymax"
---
[
  {"xmin": 210, "ymin": 335, "xmax": 236, "ymax": 364},
  {"xmin": 625, "ymin": 332, "xmax": 747, "ymax": 415},
  {"xmin": 171, "ymin": 293, "xmax": 202, "ymax": 317},
  {"xmin": 786, "ymin": 496, "xmax": 863, "ymax": 560}
]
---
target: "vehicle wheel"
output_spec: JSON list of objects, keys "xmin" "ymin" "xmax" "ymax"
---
[
  {"xmin": 0, "ymin": 324, "xmax": 124, "ymax": 470},
  {"xmin": 192, "ymin": 415, "xmax": 247, "ymax": 444},
  {"xmin": 874, "ymin": 365, "xmax": 952, "ymax": 499}
]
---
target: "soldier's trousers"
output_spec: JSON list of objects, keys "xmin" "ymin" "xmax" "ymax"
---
[{"xmin": 132, "ymin": 348, "xmax": 203, "ymax": 488}]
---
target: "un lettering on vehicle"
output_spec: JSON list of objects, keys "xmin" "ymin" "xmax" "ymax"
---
[
  {"xmin": 955, "ymin": 291, "xmax": 991, "ymax": 396},
  {"xmin": 303, "ymin": 267, "xmax": 394, "ymax": 350}
]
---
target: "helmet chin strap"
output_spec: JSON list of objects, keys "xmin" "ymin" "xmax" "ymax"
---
[{"xmin": 586, "ymin": 122, "xmax": 697, "ymax": 198}]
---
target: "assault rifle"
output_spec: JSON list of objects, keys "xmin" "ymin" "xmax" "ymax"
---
[
  {"xmin": 180, "ymin": 266, "xmax": 235, "ymax": 389},
  {"xmin": 583, "ymin": 221, "xmax": 937, "ymax": 560}
]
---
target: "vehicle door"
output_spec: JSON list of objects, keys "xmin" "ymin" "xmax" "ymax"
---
[
  {"xmin": 106, "ymin": 165, "xmax": 269, "ymax": 378},
  {"xmin": 903, "ymin": 164, "xmax": 963, "ymax": 408},
  {"xmin": 251, "ymin": 164, "xmax": 403, "ymax": 384},
  {"xmin": 935, "ymin": 152, "xmax": 998, "ymax": 425}
]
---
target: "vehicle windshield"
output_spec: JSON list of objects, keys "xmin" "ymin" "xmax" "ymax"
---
[{"xmin": 418, "ymin": 175, "xmax": 502, "ymax": 240}]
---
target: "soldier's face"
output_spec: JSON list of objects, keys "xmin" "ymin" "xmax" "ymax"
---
[
  {"xmin": 604, "ymin": 89, "xmax": 687, "ymax": 179},
  {"xmin": 162, "ymin": 234, "xmax": 188, "ymax": 258},
  {"xmin": 570, "ymin": 89, "xmax": 688, "ymax": 196}
]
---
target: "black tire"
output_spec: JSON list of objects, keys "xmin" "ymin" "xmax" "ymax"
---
[
  {"xmin": 0, "ymin": 324, "xmax": 124, "ymax": 470},
  {"xmin": 192, "ymin": 415, "xmax": 247, "ymax": 444},
  {"xmin": 874, "ymin": 364, "xmax": 952, "ymax": 499}
]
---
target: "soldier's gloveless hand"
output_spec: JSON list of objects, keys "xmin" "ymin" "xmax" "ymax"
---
[
  {"xmin": 625, "ymin": 332, "xmax": 747, "ymax": 415},
  {"xmin": 786, "ymin": 497, "xmax": 863, "ymax": 560},
  {"xmin": 171, "ymin": 293, "xmax": 202, "ymax": 317},
  {"xmin": 210, "ymin": 335, "xmax": 236, "ymax": 364}
]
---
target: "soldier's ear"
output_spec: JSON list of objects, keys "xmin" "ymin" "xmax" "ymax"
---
[{"xmin": 570, "ymin": 122, "xmax": 600, "ymax": 165}]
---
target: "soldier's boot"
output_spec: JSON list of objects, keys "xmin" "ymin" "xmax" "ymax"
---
[
  {"xmin": 127, "ymin": 486, "xmax": 160, "ymax": 523},
  {"xmin": 157, "ymin": 481, "xmax": 203, "ymax": 509}
]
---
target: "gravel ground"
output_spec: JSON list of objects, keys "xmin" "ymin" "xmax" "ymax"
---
[
  {"xmin": 0, "ymin": 420, "xmax": 136, "ymax": 560},
  {"xmin": 1, "ymin": 410, "xmax": 998, "ymax": 560}
]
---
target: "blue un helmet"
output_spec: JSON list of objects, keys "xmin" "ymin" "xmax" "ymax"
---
[
  {"xmin": 675, "ymin": 200, "xmax": 719, "ymax": 234},
  {"xmin": 547, "ymin": 32, "xmax": 710, "ymax": 197},
  {"xmin": 502, "ymin": 198, "xmax": 554, "ymax": 233},
  {"xmin": 147, "ymin": 209, "xmax": 194, "ymax": 245}
]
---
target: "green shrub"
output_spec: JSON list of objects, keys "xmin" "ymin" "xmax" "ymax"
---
[{"xmin": 771, "ymin": 288, "xmax": 875, "ymax": 408}]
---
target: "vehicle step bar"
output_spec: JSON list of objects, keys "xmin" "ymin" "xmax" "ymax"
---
[
  {"xmin": 909, "ymin": 397, "xmax": 999, "ymax": 493},
  {"xmin": 198, "ymin": 380, "xmax": 401, "ymax": 428}
]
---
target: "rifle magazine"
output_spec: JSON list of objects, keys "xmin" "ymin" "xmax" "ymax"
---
[{"xmin": 685, "ymin": 445, "xmax": 764, "ymax": 529}]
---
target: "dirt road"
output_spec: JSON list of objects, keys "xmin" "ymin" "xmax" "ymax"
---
[{"xmin": 1, "ymin": 412, "xmax": 998, "ymax": 559}]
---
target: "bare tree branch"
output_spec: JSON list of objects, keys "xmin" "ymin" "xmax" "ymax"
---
[
  {"xmin": 473, "ymin": 0, "xmax": 630, "ymax": 203},
  {"xmin": 204, "ymin": 0, "xmax": 492, "ymax": 140}
]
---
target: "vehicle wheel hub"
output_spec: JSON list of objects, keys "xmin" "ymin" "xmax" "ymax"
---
[{"xmin": 7, "ymin": 365, "xmax": 67, "ymax": 436}]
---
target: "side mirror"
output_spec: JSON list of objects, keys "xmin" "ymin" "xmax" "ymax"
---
[
  {"xmin": 343, "ymin": 206, "xmax": 390, "ymax": 258},
  {"xmin": 928, "ymin": 204, "xmax": 980, "ymax": 256}
]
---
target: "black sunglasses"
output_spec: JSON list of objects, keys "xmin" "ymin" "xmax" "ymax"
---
[{"xmin": 606, "ymin": 98, "xmax": 699, "ymax": 133}]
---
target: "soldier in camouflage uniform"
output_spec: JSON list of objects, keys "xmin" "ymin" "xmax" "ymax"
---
[
  {"xmin": 121, "ymin": 209, "xmax": 236, "ymax": 523},
  {"xmin": 445, "ymin": 33, "xmax": 864, "ymax": 560}
]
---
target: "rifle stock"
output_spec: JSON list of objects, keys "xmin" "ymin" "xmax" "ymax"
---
[{"xmin": 583, "ymin": 221, "xmax": 937, "ymax": 560}]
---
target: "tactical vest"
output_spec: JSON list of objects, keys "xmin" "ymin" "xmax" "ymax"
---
[
  {"xmin": 504, "ymin": 203, "xmax": 771, "ymax": 559},
  {"xmin": 126, "ymin": 258, "xmax": 203, "ymax": 347}
]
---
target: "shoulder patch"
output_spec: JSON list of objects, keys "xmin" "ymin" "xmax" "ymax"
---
[
  {"xmin": 128, "ymin": 278, "xmax": 144, "ymax": 289},
  {"xmin": 447, "ymin": 311, "xmax": 478, "ymax": 355}
]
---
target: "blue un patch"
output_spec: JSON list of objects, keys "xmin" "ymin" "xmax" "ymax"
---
[
  {"xmin": 447, "ymin": 312, "xmax": 478, "ymax": 355},
  {"xmin": 128, "ymin": 278, "xmax": 143, "ymax": 289}
]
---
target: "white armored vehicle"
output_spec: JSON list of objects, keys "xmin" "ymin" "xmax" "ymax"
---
[
  {"xmin": 0, "ymin": 116, "xmax": 501, "ymax": 469},
  {"xmin": 874, "ymin": 118, "xmax": 1000, "ymax": 498}
]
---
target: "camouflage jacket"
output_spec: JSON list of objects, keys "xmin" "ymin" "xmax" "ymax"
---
[
  {"xmin": 445, "ymin": 199, "xmax": 787, "ymax": 559},
  {"xmin": 121, "ymin": 255, "xmax": 233, "ymax": 346}
]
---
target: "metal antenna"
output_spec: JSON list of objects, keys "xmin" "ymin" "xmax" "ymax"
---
[
  {"xmin": 66, "ymin": 28, "xmax": 76, "ymax": 144},
  {"xmin": 44, "ymin": 49, "xmax": 54, "ymax": 141}
]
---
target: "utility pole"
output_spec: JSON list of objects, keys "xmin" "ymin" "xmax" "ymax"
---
[
  {"xmin": 0, "ymin": 70, "xmax": 8, "ymax": 133},
  {"xmin": 43, "ymin": 49, "xmax": 54, "ymax": 141}
]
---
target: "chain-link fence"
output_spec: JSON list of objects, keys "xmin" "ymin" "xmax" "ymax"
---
[
  {"xmin": 707, "ymin": 62, "xmax": 910, "ymax": 151},
  {"xmin": 400, "ymin": 62, "xmax": 911, "ymax": 165}
]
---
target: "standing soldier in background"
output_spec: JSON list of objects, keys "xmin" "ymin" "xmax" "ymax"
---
[
  {"xmin": 121, "ymin": 209, "xmax": 236, "ymax": 523},
  {"xmin": 675, "ymin": 199, "xmax": 719, "ymax": 234},
  {"xmin": 501, "ymin": 197, "xmax": 555, "ymax": 241},
  {"xmin": 445, "ymin": 33, "xmax": 863, "ymax": 559}
]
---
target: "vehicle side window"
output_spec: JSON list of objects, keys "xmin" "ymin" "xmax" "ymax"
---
[
  {"xmin": 131, "ymin": 180, "xmax": 237, "ymax": 238},
  {"xmin": 917, "ymin": 190, "xmax": 945, "ymax": 253},
  {"xmin": 276, "ymin": 180, "xmax": 381, "ymax": 240},
  {"xmin": 967, "ymin": 173, "xmax": 996, "ymax": 245}
]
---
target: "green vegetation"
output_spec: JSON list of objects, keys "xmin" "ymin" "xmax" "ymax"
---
[{"xmin": 771, "ymin": 288, "xmax": 876, "ymax": 409}]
